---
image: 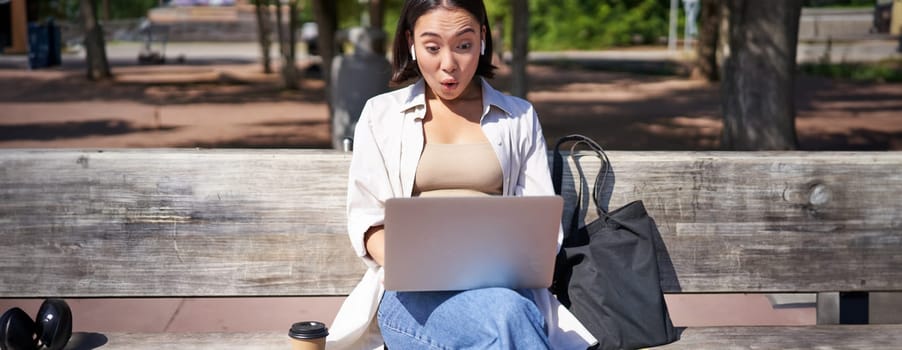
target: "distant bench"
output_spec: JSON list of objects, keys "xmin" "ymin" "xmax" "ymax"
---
[{"xmin": 1, "ymin": 149, "xmax": 901, "ymax": 349}]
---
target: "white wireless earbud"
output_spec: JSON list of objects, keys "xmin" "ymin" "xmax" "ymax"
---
[
  {"xmin": 410, "ymin": 45, "xmax": 417, "ymax": 61},
  {"xmin": 480, "ymin": 40, "xmax": 485, "ymax": 56}
]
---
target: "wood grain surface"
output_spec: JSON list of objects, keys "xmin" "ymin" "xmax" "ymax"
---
[
  {"xmin": 2, "ymin": 149, "xmax": 901, "ymax": 297},
  {"xmin": 61, "ymin": 325, "xmax": 902, "ymax": 349}
]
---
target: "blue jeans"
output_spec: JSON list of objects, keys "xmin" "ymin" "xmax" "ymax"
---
[{"xmin": 377, "ymin": 287, "xmax": 551, "ymax": 349}]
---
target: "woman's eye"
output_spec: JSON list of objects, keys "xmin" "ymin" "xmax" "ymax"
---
[
  {"xmin": 425, "ymin": 46, "xmax": 440, "ymax": 53},
  {"xmin": 459, "ymin": 43, "xmax": 472, "ymax": 50}
]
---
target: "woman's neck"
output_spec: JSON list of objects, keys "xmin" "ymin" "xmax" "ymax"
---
[{"xmin": 425, "ymin": 79, "xmax": 484, "ymax": 124}]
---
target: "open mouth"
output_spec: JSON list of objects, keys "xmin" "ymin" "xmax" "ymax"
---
[{"xmin": 440, "ymin": 79, "xmax": 459, "ymax": 91}]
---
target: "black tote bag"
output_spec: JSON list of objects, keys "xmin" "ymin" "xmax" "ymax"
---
[{"xmin": 550, "ymin": 134, "xmax": 678, "ymax": 350}]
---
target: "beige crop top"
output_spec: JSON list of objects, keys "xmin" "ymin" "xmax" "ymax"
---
[{"xmin": 413, "ymin": 143, "xmax": 503, "ymax": 197}]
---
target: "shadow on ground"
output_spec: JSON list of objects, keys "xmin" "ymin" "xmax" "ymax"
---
[
  {"xmin": 0, "ymin": 64, "xmax": 325, "ymax": 105},
  {"xmin": 0, "ymin": 120, "xmax": 179, "ymax": 142},
  {"xmin": 1, "ymin": 60, "xmax": 900, "ymax": 150}
]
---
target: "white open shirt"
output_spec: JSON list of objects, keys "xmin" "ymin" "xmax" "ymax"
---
[{"xmin": 327, "ymin": 79, "xmax": 597, "ymax": 350}]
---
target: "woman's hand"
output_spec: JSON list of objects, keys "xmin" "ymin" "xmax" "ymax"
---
[{"xmin": 364, "ymin": 225, "xmax": 386, "ymax": 267}]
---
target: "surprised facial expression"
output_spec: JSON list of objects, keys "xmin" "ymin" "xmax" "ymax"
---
[{"xmin": 410, "ymin": 7, "xmax": 484, "ymax": 101}]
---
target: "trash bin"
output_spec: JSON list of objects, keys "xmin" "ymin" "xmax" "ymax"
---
[
  {"xmin": 330, "ymin": 27, "xmax": 392, "ymax": 149},
  {"xmin": 874, "ymin": 1, "xmax": 893, "ymax": 33},
  {"xmin": 27, "ymin": 22, "xmax": 50, "ymax": 69},
  {"xmin": 47, "ymin": 19, "xmax": 62, "ymax": 67},
  {"xmin": 26, "ymin": 19, "xmax": 62, "ymax": 69}
]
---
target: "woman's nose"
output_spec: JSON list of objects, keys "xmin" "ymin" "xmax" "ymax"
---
[{"xmin": 440, "ymin": 51, "xmax": 457, "ymax": 73}]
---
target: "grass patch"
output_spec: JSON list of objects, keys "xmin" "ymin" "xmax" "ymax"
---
[{"xmin": 800, "ymin": 58, "xmax": 902, "ymax": 83}]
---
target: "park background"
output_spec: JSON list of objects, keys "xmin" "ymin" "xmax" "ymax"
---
[{"xmin": 1, "ymin": 0, "xmax": 901, "ymax": 335}]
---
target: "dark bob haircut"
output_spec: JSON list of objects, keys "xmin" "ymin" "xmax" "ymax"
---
[{"xmin": 390, "ymin": 0, "xmax": 497, "ymax": 85}]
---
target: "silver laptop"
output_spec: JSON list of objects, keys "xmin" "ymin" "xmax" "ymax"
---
[{"xmin": 383, "ymin": 195, "xmax": 563, "ymax": 292}]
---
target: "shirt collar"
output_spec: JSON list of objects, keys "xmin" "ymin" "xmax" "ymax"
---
[
  {"xmin": 479, "ymin": 77, "xmax": 513, "ymax": 118},
  {"xmin": 399, "ymin": 78, "xmax": 514, "ymax": 120},
  {"xmin": 399, "ymin": 80, "xmax": 427, "ymax": 115}
]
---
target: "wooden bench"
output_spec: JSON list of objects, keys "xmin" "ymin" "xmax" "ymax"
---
[{"xmin": 2, "ymin": 149, "xmax": 901, "ymax": 349}]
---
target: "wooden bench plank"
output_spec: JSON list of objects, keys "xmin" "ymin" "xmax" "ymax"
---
[
  {"xmin": 1, "ymin": 150, "xmax": 362, "ymax": 297},
  {"xmin": 2, "ymin": 150, "xmax": 901, "ymax": 296},
  {"xmin": 64, "ymin": 331, "xmax": 288, "ymax": 350},
  {"xmin": 62, "ymin": 325, "xmax": 902, "ymax": 349},
  {"xmin": 655, "ymin": 325, "xmax": 902, "ymax": 349},
  {"xmin": 567, "ymin": 151, "xmax": 902, "ymax": 293}
]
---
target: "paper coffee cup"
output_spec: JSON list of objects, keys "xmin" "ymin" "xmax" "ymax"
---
[{"xmin": 289, "ymin": 321, "xmax": 328, "ymax": 350}]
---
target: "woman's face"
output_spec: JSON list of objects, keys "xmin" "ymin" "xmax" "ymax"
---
[{"xmin": 410, "ymin": 7, "xmax": 483, "ymax": 101}]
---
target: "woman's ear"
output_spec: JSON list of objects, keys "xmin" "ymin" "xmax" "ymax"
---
[{"xmin": 406, "ymin": 30, "xmax": 417, "ymax": 61}]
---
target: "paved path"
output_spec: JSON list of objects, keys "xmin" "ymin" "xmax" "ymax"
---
[
  {"xmin": 2, "ymin": 39, "xmax": 899, "ymax": 71},
  {"xmin": 4, "ymin": 40, "xmax": 901, "ymax": 151}
]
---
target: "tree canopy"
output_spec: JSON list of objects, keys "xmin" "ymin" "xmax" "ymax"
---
[{"xmin": 525, "ymin": 0, "xmax": 671, "ymax": 50}]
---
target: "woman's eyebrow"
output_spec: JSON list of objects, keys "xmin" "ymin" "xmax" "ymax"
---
[{"xmin": 419, "ymin": 27, "xmax": 476, "ymax": 38}]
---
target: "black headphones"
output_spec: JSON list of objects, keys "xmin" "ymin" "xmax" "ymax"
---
[{"xmin": 0, "ymin": 299, "xmax": 72, "ymax": 350}]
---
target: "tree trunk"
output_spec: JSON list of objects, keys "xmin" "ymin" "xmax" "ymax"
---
[
  {"xmin": 101, "ymin": 0, "xmax": 110, "ymax": 21},
  {"xmin": 370, "ymin": 0, "xmax": 386, "ymax": 55},
  {"xmin": 253, "ymin": 0, "xmax": 273, "ymax": 74},
  {"xmin": 510, "ymin": 0, "xmax": 529, "ymax": 98},
  {"xmin": 492, "ymin": 14, "xmax": 504, "ymax": 66},
  {"xmin": 289, "ymin": 1, "xmax": 297, "ymax": 63},
  {"xmin": 720, "ymin": 0, "xmax": 801, "ymax": 150},
  {"xmin": 717, "ymin": 1, "xmax": 730, "ymax": 79},
  {"xmin": 274, "ymin": 1, "xmax": 285, "ymax": 59},
  {"xmin": 312, "ymin": 0, "xmax": 339, "ymax": 144},
  {"xmin": 274, "ymin": 1, "xmax": 298, "ymax": 89},
  {"xmin": 311, "ymin": 0, "xmax": 338, "ymax": 88},
  {"xmin": 695, "ymin": 0, "xmax": 720, "ymax": 81},
  {"xmin": 80, "ymin": 0, "xmax": 111, "ymax": 80},
  {"xmin": 284, "ymin": 0, "xmax": 299, "ymax": 89}
]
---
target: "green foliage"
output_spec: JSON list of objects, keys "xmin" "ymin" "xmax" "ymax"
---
[
  {"xmin": 309, "ymin": 0, "xmax": 677, "ymax": 52},
  {"xmin": 35, "ymin": 0, "xmax": 679, "ymax": 51},
  {"xmin": 481, "ymin": 0, "xmax": 672, "ymax": 51},
  {"xmin": 381, "ymin": 0, "xmax": 406, "ymax": 46},
  {"xmin": 37, "ymin": 0, "xmax": 160, "ymax": 21},
  {"xmin": 800, "ymin": 59, "xmax": 902, "ymax": 83},
  {"xmin": 33, "ymin": 0, "xmax": 79, "ymax": 21},
  {"xmin": 299, "ymin": 0, "xmax": 403, "ymax": 43},
  {"xmin": 298, "ymin": 1, "xmax": 315, "ymax": 23},
  {"xmin": 335, "ymin": 0, "xmax": 365, "ymax": 29},
  {"xmin": 483, "ymin": 0, "xmax": 509, "ymax": 34},
  {"xmin": 527, "ymin": 0, "xmax": 671, "ymax": 50}
]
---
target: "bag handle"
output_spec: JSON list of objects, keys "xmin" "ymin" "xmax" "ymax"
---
[{"xmin": 552, "ymin": 134, "xmax": 612, "ymax": 227}]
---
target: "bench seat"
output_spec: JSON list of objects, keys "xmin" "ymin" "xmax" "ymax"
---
[
  {"xmin": 63, "ymin": 325, "xmax": 902, "ymax": 349},
  {"xmin": 3, "ymin": 149, "xmax": 901, "ymax": 349},
  {"xmin": 657, "ymin": 325, "xmax": 902, "ymax": 349}
]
